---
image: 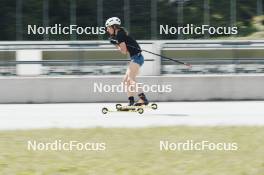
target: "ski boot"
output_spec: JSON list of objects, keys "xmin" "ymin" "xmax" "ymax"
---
[{"xmin": 134, "ymin": 93, "xmax": 149, "ymax": 106}]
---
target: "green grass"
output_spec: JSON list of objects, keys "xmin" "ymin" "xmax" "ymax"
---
[{"xmin": 0, "ymin": 127, "xmax": 264, "ymax": 175}]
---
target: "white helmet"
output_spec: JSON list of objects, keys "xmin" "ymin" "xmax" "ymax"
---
[{"xmin": 105, "ymin": 17, "xmax": 121, "ymax": 27}]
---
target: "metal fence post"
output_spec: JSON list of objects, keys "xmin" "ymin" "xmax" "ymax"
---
[
  {"xmin": 177, "ymin": 0, "xmax": 184, "ymax": 39},
  {"xmin": 43, "ymin": 0, "xmax": 49, "ymax": 40},
  {"xmin": 16, "ymin": 0, "xmax": 23, "ymax": 40},
  {"xmin": 124, "ymin": 0, "xmax": 130, "ymax": 32},
  {"xmin": 257, "ymin": 0, "xmax": 263, "ymax": 15},
  {"xmin": 97, "ymin": 0, "xmax": 103, "ymax": 40},
  {"xmin": 230, "ymin": 0, "xmax": 236, "ymax": 27},
  {"xmin": 204, "ymin": 0, "xmax": 210, "ymax": 39},
  {"xmin": 70, "ymin": 0, "xmax": 77, "ymax": 40},
  {"xmin": 151, "ymin": 0, "xmax": 157, "ymax": 39}
]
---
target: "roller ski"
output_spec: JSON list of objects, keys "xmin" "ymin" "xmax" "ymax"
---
[
  {"xmin": 102, "ymin": 94, "xmax": 157, "ymax": 115},
  {"xmin": 102, "ymin": 105, "xmax": 145, "ymax": 115},
  {"xmin": 114, "ymin": 103, "xmax": 157, "ymax": 111}
]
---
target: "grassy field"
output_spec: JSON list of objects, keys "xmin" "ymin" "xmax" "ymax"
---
[{"xmin": 0, "ymin": 126, "xmax": 264, "ymax": 175}]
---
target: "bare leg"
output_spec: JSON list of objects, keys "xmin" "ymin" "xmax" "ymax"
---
[
  {"xmin": 124, "ymin": 62, "xmax": 140, "ymax": 105},
  {"xmin": 126, "ymin": 62, "xmax": 140, "ymax": 96}
]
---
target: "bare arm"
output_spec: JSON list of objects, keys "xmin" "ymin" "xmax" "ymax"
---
[{"xmin": 116, "ymin": 42, "xmax": 128, "ymax": 55}]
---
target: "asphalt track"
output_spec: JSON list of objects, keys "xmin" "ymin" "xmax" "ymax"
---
[{"xmin": 0, "ymin": 101, "xmax": 264, "ymax": 130}]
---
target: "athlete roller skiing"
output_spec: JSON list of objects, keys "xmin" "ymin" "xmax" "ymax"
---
[{"xmin": 105, "ymin": 17, "xmax": 149, "ymax": 106}]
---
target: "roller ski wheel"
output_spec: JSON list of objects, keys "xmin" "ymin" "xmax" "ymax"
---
[
  {"xmin": 116, "ymin": 104, "xmax": 122, "ymax": 109},
  {"xmin": 137, "ymin": 108, "xmax": 144, "ymax": 114},
  {"xmin": 151, "ymin": 103, "xmax": 158, "ymax": 110},
  {"xmin": 102, "ymin": 107, "xmax": 108, "ymax": 114}
]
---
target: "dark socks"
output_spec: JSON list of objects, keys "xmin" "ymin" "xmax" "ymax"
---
[{"xmin": 128, "ymin": 96, "xmax": 135, "ymax": 106}]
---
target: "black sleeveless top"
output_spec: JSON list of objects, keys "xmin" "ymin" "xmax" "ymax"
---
[{"xmin": 115, "ymin": 29, "xmax": 141, "ymax": 57}]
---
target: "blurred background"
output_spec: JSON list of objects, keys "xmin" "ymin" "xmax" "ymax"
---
[
  {"xmin": 0, "ymin": 0, "xmax": 264, "ymax": 77},
  {"xmin": 1, "ymin": 0, "xmax": 264, "ymax": 40}
]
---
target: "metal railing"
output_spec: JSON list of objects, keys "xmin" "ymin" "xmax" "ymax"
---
[{"xmin": 0, "ymin": 40, "xmax": 263, "ymax": 75}]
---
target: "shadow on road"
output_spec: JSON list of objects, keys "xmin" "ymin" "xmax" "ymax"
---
[{"xmin": 147, "ymin": 114, "xmax": 189, "ymax": 117}]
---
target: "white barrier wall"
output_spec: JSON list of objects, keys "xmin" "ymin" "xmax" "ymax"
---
[
  {"xmin": 16, "ymin": 50, "xmax": 42, "ymax": 76},
  {"xmin": 140, "ymin": 43, "xmax": 161, "ymax": 75},
  {"xmin": 0, "ymin": 75, "xmax": 263, "ymax": 103}
]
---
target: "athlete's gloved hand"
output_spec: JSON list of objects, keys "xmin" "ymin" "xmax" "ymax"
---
[{"xmin": 109, "ymin": 38, "xmax": 118, "ymax": 45}]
